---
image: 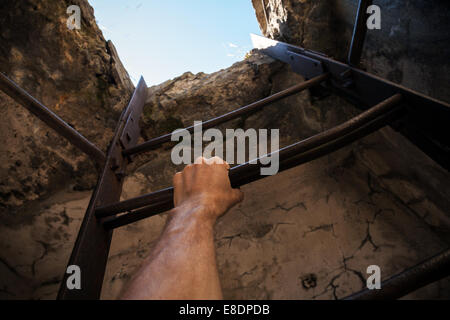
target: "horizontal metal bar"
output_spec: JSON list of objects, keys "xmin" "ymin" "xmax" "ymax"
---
[
  {"xmin": 102, "ymin": 94, "xmax": 403, "ymax": 229},
  {"xmin": 103, "ymin": 199, "xmax": 175, "ymax": 229},
  {"xmin": 0, "ymin": 72, "xmax": 106, "ymax": 165},
  {"xmin": 343, "ymin": 248, "xmax": 450, "ymax": 300},
  {"xmin": 123, "ymin": 73, "xmax": 329, "ymax": 156}
]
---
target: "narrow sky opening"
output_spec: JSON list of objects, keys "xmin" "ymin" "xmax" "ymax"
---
[{"xmin": 88, "ymin": 1, "xmax": 261, "ymax": 86}]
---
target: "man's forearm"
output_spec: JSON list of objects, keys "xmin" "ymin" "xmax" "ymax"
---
[
  {"xmin": 121, "ymin": 157, "xmax": 243, "ymax": 300},
  {"xmin": 121, "ymin": 201, "xmax": 223, "ymax": 300}
]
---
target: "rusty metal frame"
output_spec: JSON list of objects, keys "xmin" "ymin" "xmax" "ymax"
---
[
  {"xmin": 1, "ymin": 0, "xmax": 449, "ymax": 300},
  {"xmin": 344, "ymin": 248, "xmax": 450, "ymax": 300},
  {"xmin": 98, "ymin": 94, "xmax": 404, "ymax": 229},
  {"xmin": 348, "ymin": 0, "xmax": 373, "ymax": 66}
]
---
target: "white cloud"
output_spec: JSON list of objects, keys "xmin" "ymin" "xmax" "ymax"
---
[
  {"xmin": 228, "ymin": 42, "xmax": 238, "ymax": 48},
  {"xmin": 227, "ymin": 53, "xmax": 235, "ymax": 57}
]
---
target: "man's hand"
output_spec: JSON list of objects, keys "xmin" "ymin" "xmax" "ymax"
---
[
  {"xmin": 121, "ymin": 156, "xmax": 243, "ymax": 300},
  {"xmin": 173, "ymin": 156, "xmax": 244, "ymax": 223}
]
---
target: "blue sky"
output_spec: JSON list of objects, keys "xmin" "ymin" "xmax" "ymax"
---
[{"xmin": 88, "ymin": 1, "xmax": 261, "ymax": 86}]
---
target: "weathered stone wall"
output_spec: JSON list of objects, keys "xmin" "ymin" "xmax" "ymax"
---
[{"xmin": 101, "ymin": 53, "xmax": 450, "ymax": 299}]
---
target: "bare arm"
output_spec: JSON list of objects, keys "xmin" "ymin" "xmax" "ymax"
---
[{"xmin": 121, "ymin": 156, "xmax": 243, "ymax": 300}]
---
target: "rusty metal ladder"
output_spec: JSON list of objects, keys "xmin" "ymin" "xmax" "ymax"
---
[{"xmin": 1, "ymin": 0, "xmax": 449, "ymax": 300}]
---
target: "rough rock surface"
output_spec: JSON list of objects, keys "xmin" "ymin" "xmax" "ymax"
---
[
  {"xmin": 251, "ymin": 0, "xmax": 450, "ymax": 102},
  {"xmin": 0, "ymin": 0, "xmax": 133, "ymax": 211},
  {"xmin": 1, "ymin": 1, "xmax": 449, "ymax": 300}
]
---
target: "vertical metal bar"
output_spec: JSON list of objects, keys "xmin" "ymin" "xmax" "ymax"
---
[
  {"xmin": 343, "ymin": 248, "xmax": 450, "ymax": 300},
  {"xmin": 348, "ymin": 0, "xmax": 373, "ymax": 66},
  {"xmin": 0, "ymin": 72, "xmax": 106, "ymax": 165},
  {"xmin": 96, "ymin": 94, "xmax": 402, "ymax": 218},
  {"xmin": 57, "ymin": 77, "xmax": 147, "ymax": 299}
]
